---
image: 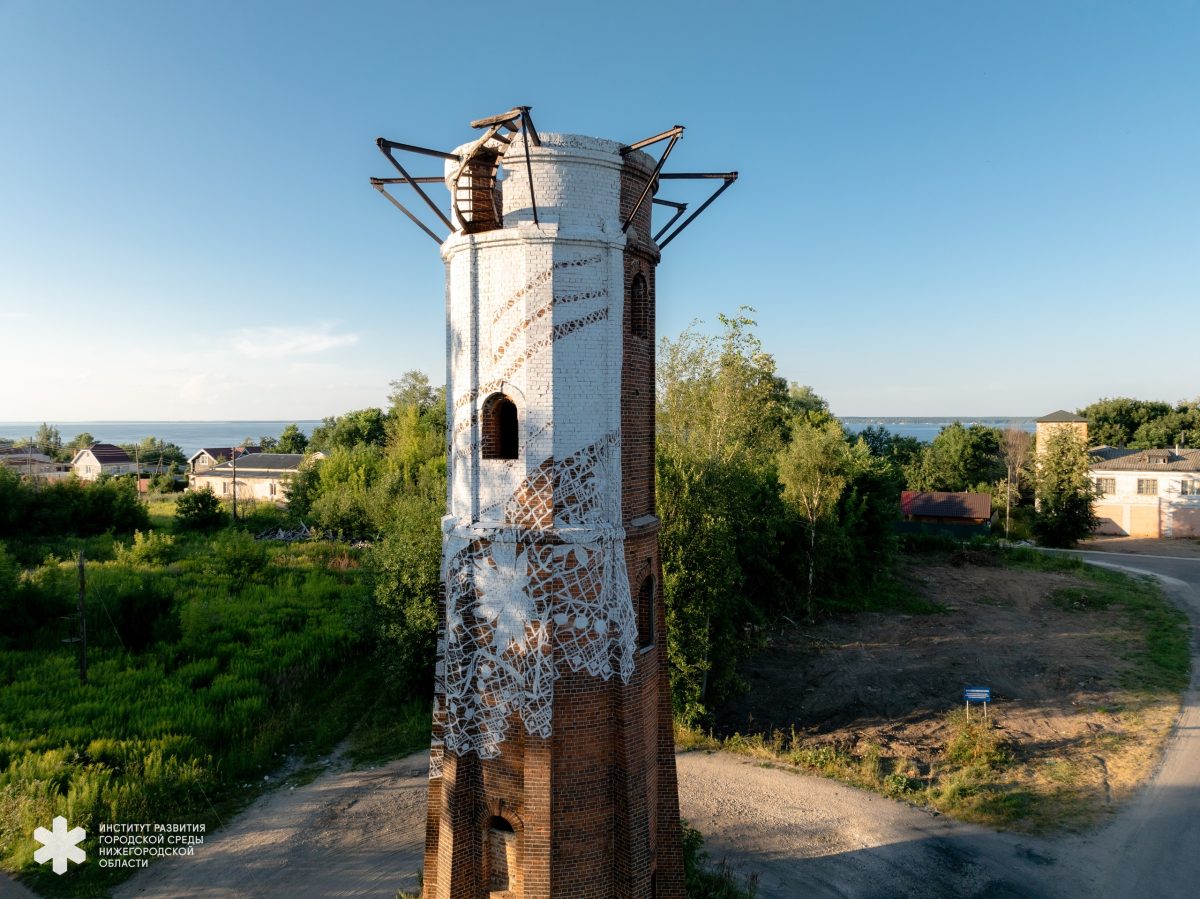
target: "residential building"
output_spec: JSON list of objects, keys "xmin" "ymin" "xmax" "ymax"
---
[
  {"xmin": 1090, "ymin": 446, "xmax": 1200, "ymax": 538},
  {"xmin": 70, "ymin": 443, "xmax": 138, "ymax": 481},
  {"xmin": 187, "ymin": 446, "xmax": 262, "ymax": 474},
  {"xmin": 187, "ymin": 452, "xmax": 319, "ymax": 505}
]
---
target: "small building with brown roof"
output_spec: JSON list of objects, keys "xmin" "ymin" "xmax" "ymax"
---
[
  {"xmin": 70, "ymin": 443, "xmax": 138, "ymax": 481},
  {"xmin": 1090, "ymin": 446, "xmax": 1200, "ymax": 538},
  {"xmin": 187, "ymin": 446, "xmax": 262, "ymax": 474},
  {"xmin": 900, "ymin": 490, "xmax": 993, "ymax": 537}
]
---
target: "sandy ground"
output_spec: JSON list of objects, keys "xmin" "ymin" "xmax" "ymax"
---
[
  {"xmin": 112, "ymin": 754, "xmax": 428, "ymax": 899},
  {"xmin": 715, "ymin": 556, "xmax": 1176, "ymax": 820}
]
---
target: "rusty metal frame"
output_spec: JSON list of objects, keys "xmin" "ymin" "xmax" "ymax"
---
[
  {"xmin": 654, "ymin": 172, "xmax": 738, "ymax": 249},
  {"xmin": 619, "ymin": 125, "xmax": 684, "ymax": 234}
]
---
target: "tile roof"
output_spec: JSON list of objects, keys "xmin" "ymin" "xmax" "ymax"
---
[
  {"xmin": 901, "ymin": 491, "xmax": 993, "ymax": 520},
  {"xmin": 1037, "ymin": 410, "xmax": 1087, "ymax": 423},
  {"xmin": 1089, "ymin": 446, "xmax": 1200, "ymax": 472},
  {"xmin": 84, "ymin": 443, "xmax": 132, "ymax": 464}
]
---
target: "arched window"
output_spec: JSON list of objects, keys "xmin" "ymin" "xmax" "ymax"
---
[
  {"xmin": 629, "ymin": 272, "xmax": 649, "ymax": 339},
  {"xmin": 487, "ymin": 816, "xmax": 516, "ymax": 893},
  {"xmin": 482, "ymin": 393, "xmax": 519, "ymax": 460},
  {"xmin": 638, "ymin": 574, "xmax": 655, "ymax": 648}
]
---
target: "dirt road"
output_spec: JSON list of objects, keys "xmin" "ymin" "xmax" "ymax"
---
[{"xmin": 113, "ymin": 755, "xmax": 428, "ymax": 898}]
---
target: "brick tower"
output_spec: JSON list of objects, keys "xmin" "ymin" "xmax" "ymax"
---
[{"xmin": 371, "ymin": 109, "xmax": 735, "ymax": 899}]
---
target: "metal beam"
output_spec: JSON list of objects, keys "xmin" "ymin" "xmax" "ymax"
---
[
  {"xmin": 656, "ymin": 172, "xmax": 738, "ymax": 249},
  {"xmin": 621, "ymin": 128, "xmax": 683, "ymax": 233},
  {"xmin": 620, "ymin": 125, "xmax": 685, "ymax": 155},
  {"xmin": 371, "ymin": 182, "xmax": 444, "ymax": 245},
  {"xmin": 659, "ymin": 172, "xmax": 738, "ymax": 180},
  {"xmin": 651, "ymin": 198, "xmax": 688, "ymax": 243},
  {"xmin": 376, "ymin": 138, "xmax": 455, "ymax": 232},
  {"xmin": 376, "ymin": 138, "xmax": 460, "ymax": 162},
  {"xmin": 519, "ymin": 106, "xmax": 541, "ymax": 147},
  {"xmin": 370, "ymin": 176, "xmax": 444, "ymax": 184}
]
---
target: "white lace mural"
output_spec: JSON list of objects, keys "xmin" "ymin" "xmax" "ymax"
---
[{"xmin": 436, "ymin": 432, "xmax": 636, "ymax": 762}]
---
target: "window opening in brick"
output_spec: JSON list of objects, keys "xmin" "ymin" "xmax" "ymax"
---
[
  {"xmin": 1137, "ymin": 478, "xmax": 1158, "ymax": 496},
  {"xmin": 1094, "ymin": 477, "xmax": 1115, "ymax": 496},
  {"xmin": 487, "ymin": 816, "xmax": 516, "ymax": 893},
  {"xmin": 482, "ymin": 393, "xmax": 519, "ymax": 460},
  {"xmin": 638, "ymin": 574, "xmax": 655, "ymax": 648},
  {"xmin": 629, "ymin": 272, "xmax": 649, "ymax": 339}
]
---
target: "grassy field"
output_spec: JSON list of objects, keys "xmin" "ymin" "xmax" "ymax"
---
[
  {"xmin": 1, "ymin": 496, "xmax": 429, "ymax": 897},
  {"xmin": 680, "ymin": 548, "xmax": 1191, "ymax": 834}
]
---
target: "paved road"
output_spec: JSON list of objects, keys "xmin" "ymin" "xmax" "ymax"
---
[
  {"xmin": 681, "ymin": 545, "xmax": 1200, "ymax": 898},
  {"xmin": 1053, "ymin": 546, "xmax": 1200, "ymax": 899}
]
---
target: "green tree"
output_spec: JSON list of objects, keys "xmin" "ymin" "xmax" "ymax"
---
[
  {"xmin": 1079, "ymin": 397, "xmax": 1173, "ymax": 447},
  {"xmin": 657, "ymin": 311, "xmax": 796, "ymax": 719},
  {"xmin": 33, "ymin": 423, "xmax": 62, "ymax": 457},
  {"xmin": 276, "ymin": 424, "xmax": 310, "ymax": 454},
  {"xmin": 1033, "ymin": 428, "xmax": 1098, "ymax": 547},
  {"xmin": 369, "ymin": 493, "xmax": 443, "ymax": 695},
  {"xmin": 247, "ymin": 435, "xmax": 279, "ymax": 451},
  {"xmin": 1000, "ymin": 424, "xmax": 1033, "ymax": 539},
  {"xmin": 62, "ymin": 432, "xmax": 95, "ymax": 459},
  {"xmin": 777, "ymin": 419, "xmax": 851, "ymax": 613},
  {"xmin": 175, "ymin": 487, "xmax": 228, "ymax": 531},
  {"xmin": 309, "ymin": 408, "xmax": 387, "ymax": 452},
  {"xmin": 858, "ymin": 425, "xmax": 923, "ymax": 473},
  {"xmin": 906, "ymin": 422, "xmax": 1003, "ymax": 493},
  {"xmin": 121, "ymin": 436, "xmax": 186, "ymax": 469},
  {"xmin": 388, "ymin": 370, "xmax": 438, "ymax": 415}
]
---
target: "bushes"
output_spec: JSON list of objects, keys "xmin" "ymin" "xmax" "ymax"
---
[
  {"xmin": 0, "ymin": 468, "xmax": 148, "ymax": 540},
  {"xmin": 369, "ymin": 495, "xmax": 442, "ymax": 696},
  {"xmin": 175, "ymin": 487, "xmax": 227, "ymax": 532},
  {"xmin": 0, "ymin": 536, "xmax": 374, "ymax": 891}
]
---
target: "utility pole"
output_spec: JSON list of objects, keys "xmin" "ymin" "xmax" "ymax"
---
[
  {"xmin": 63, "ymin": 552, "xmax": 88, "ymax": 683},
  {"xmin": 231, "ymin": 449, "xmax": 238, "ymax": 521}
]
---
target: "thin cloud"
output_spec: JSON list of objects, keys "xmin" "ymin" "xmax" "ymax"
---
[{"xmin": 233, "ymin": 326, "xmax": 359, "ymax": 360}]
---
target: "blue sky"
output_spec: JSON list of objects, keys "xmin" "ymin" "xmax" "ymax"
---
[{"xmin": 1, "ymin": 0, "xmax": 1196, "ymax": 419}]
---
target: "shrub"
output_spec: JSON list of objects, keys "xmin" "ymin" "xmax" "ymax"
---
[
  {"xmin": 114, "ymin": 530, "xmax": 176, "ymax": 566},
  {"xmin": 175, "ymin": 488, "xmax": 227, "ymax": 531}
]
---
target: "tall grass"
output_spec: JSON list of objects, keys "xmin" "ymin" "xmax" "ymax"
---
[{"xmin": 0, "ymin": 529, "xmax": 402, "ymax": 896}]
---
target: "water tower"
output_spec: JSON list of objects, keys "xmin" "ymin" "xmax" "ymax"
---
[{"xmin": 372, "ymin": 107, "xmax": 735, "ymax": 899}]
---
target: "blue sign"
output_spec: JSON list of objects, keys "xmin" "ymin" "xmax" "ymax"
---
[{"xmin": 964, "ymin": 687, "xmax": 991, "ymax": 703}]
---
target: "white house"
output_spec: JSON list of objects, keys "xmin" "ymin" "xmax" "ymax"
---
[
  {"xmin": 70, "ymin": 443, "xmax": 138, "ymax": 481},
  {"xmin": 1091, "ymin": 446, "xmax": 1200, "ymax": 538},
  {"xmin": 188, "ymin": 452, "xmax": 322, "ymax": 505}
]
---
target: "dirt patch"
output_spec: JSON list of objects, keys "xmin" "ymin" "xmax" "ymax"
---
[{"xmin": 714, "ymin": 558, "xmax": 1181, "ymax": 831}]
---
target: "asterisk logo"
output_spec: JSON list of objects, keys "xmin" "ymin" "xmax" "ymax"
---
[{"xmin": 33, "ymin": 816, "xmax": 86, "ymax": 875}]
